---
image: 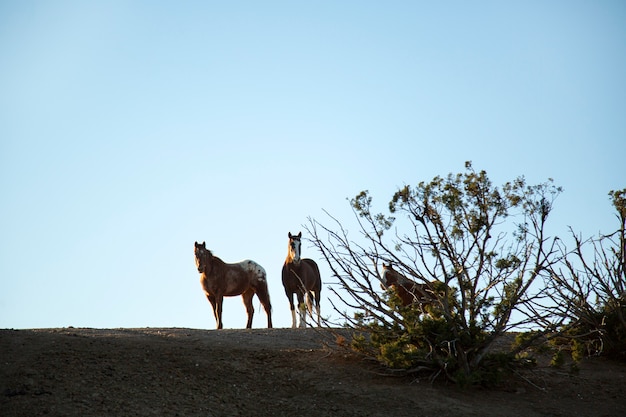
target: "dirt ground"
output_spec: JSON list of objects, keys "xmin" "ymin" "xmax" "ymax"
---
[{"xmin": 1, "ymin": 327, "xmax": 625, "ymax": 417}]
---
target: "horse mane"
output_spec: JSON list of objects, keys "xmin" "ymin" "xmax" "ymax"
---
[
  {"xmin": 394, "ymin": 271, "xmax": 415, "ymax": 286},
  {"xmin": 198, "ymin": 248, "xmax": 227, "ymax": 276},
  {"xmin": 382, "ymin": 263, "xmax": 443, "ymax": 308},
  {"xmin": 383, "ymin": 264, "xmax": 421, "ymax": 286},
  {"xmin": 285, "ymin": 248, "xmax": 298, "ymax": 265},
  {"xmin": 206, "ymin": 250, "xmax": 227, "ymax": 269}
]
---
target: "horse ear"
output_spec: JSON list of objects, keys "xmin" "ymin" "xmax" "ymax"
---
[
  {"xmin": 288, "ymin": 232, "xmax": 292, "ymax": 238},
  {"xmin": 297, "ymin": 231, "xmax": 302, "ymax": 238},
  {"xmin": 201, "ymin": 241, "xmax": 206, "ymax": 248}
]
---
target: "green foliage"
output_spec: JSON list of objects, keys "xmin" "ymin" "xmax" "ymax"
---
[
  {"xmin": 513, "ymin": 331, "xmax": 549, "ymax": 355},
  {"xmin": 562, "ymin": 302, "xmax": 626, "ymax": 362},
  {"xmin": 350, "ymin": 288, "xmax": 533, "ymax": 386},
  {"xmin": 495, "ymin": 255, "xmax": 521, "ymax": 270},
  {"xmin": 316, "ymin": 165, "xmax": 624, "ymax": 389},
  {"xmin": 351, "ymin": 190, "xmax": 395, "ymax": 236},
  {"xmin": 309, "ymin": 163, "xmax": 566, "ymax": 387},
  {"xmin": 609, "ymin": 188, "xmax": 626, "ymax": 220},
  {"xmin": 388, "ymin": 162, "xmax": 516, "ymax": 244},
  {"xmin": 550, "ymin": 187, "xmax": 626, "ymax": 362},
  {"xmin": 545, "ymin": 295, "xmax": 625, "ymax": 366},
  {"xmin": 550, "ymin": 349, "xmax": 565, "ymax": 368}
]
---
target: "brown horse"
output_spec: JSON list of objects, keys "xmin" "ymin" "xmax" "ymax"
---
[
  {"xmin": 381, "ymin": 263, "xmax": 437, "ymax": 309},
  {"xmin": 281, "ymin": 232, "xmax": 322, "ymax": 328},
  {"xmin": 194, "ymin": 241, "xmax": 272, "ymax": 329}
]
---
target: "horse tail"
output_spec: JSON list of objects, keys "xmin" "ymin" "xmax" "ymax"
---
[
  {"xmin": 253, "ymin": 271, "xmax": 273, "ymax": 328},
  {"xmin": 256, "ymin": 275, "xmax": 272, "ymax": 312}
]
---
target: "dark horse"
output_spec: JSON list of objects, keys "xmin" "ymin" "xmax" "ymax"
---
[
  {"xmin": 381, "ymin": 263, "xmax": 437, "ymax": 309},
  {"xmin": 194, "ymin": 241, "xmax": 272, "ymax": 329},
  {"xmin": 281, "ymin": 232, "xmax": 322, "ymax": 328}
]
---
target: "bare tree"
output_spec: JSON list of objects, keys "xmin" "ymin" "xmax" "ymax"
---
[
  {"xmin": 307, "ymin": 163, "xmax": 563, "ymax": 383},
  {"xmin": 547, "ymin": 189, "xmax": 626, "ymax": 359}
]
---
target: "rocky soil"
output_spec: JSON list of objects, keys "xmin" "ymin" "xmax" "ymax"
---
[{"xmin": 1, "ymin": 327, "xmax": 625, "ymax": 416}]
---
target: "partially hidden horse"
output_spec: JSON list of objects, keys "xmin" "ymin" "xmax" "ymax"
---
[
  {"xmin": 281, "ymin": 232, "xmax": 322, "ymax": 328},
  {"xmin": 194, "ymin": 241, "xmax": 272, "ymax": 329},
  {"xmin": 381, "ymin": 263, "xmax": 438, "ymax": 310}
]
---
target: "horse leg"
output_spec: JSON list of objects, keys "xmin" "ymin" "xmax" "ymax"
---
[
  {"xmin": 215, "ymin": 295, "xmax": 224, "ymax": 329},
  {"xmin": 312, "ymin": 291, "xmax": 321, "ymax": 327},
  {"xmin": 316, "ymin": 298, "xmax": 321, "ymax": 326},
  {"xmin": 296, "ymin": 291, "xmax": 307, "ymax": 328},
  {"xmin": 242, "ymin": 290, "xmax": 255, "ymax": 329},
  {"xmin": 206, "ymin": 294, "xmax": 220, "ymax": 329},
  {"xmin": 305, "ymin": 291, "xmax": 314, "ymax": 322},
  {"xmin": 285, "ymin": 291, "xmax": 297, "ymax": 328}
]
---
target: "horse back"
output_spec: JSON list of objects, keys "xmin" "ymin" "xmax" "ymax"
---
[
  {"xmin": 238, "ymin": 259, "xmax": 266, "ymax": 280},
  {"xmin": 202, "ymin": 259, "xmax": 267, "ymax": 297},
  {"xmin": 394, "ymin": 281, "xmax": 434, "ymax": 306}
]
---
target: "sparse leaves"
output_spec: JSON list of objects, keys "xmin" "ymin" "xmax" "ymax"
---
[
  {"xmin": 546, "ymin": 188, "xmax": 626, "ymax": 361},
  {"xmin": 308, "ymin": 162, "xmax": 566, "ymax": 385}
]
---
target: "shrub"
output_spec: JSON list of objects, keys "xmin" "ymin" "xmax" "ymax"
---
[{"xmin": 308, "ymin": 163, "xmax": 562, "ymax": 385}]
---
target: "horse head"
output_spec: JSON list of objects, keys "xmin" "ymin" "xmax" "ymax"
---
[
  {"xmin": 381, "ymin": 262, "xmax": 400, "ymax": 287},
  {"xmin": 382, "ymin": 262, "xmax": 443, "ymax": 308},
  {"xmin": 287, "ymin": 232, "xmax": 302, "ymax": 264},
  {"xmin": 194, "ymin": 241, "xmax": 209, "ymax": 273}
]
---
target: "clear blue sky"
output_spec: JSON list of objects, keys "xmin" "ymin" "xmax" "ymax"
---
[{"xmin": 1, "ymin": 1, "xmax": 624, "ymax": 329}]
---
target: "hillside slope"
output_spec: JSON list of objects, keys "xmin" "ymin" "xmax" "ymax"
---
[{"xmin": 1, "ymin": 328, "xmax": 625, "ymax": 416}]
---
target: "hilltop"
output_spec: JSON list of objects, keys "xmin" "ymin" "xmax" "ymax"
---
[{"xmin": 1, "ymin": 327, "xmax": 625, "ymax": 416}]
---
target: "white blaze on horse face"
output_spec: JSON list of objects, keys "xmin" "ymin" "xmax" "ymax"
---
[
  {"xmin": 381, "ymin": 265, "xmax": 392, "ymax": 289},
  {"xmin": 289, "ymin": 237, "xmax": 301, "ymax": 263}
]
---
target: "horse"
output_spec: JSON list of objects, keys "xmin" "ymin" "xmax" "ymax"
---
[
  {"xmin": 281, "ymin": 232, "xmax": 322, "ymax": 328},
  {"xmin": 194, "ymin": 241, "xmax": 272, "ymax": 329},
  {"xmin": 381, "ymin": 263, "xmax": 438, "ymax": 310}
]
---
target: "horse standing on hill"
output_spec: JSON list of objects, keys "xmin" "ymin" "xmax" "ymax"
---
[
  {"xmin": 194, "ymin": 241, "xmax": 272, "ymax": 329},
  {"xmin": 281, "ymin": 232, "xmax": 322, "ymax": 328}
]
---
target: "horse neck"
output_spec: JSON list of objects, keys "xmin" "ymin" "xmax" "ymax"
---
[
  {"xmin": 382, "ymin": 268, "xmax": 400, "ymax": 286},
  {"xmin": 204, "ymin": 253, "xmax": 225, "ymax": 276},
  {"xmin": 388, "ymin": 270, "xmax": 413, "ymax": 287}
]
